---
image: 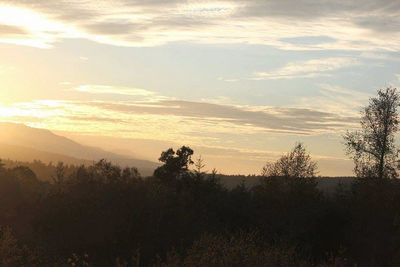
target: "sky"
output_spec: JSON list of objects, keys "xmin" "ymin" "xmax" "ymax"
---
[{"xmin": 0, "ymin": 0, "xmax": 400, "ymax": 175}]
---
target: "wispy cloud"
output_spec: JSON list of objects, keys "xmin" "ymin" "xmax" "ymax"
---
[
  {"xmin": 252, "ymin": 57, "xmax": 358, "ymax": 80},
  {"xmin": 75, "ymin": 85, "xmax": 155, "ymax": 97},
  {"xmin": 218, "ymin": 77, "xmax": 239, "ymax": 82},
  {"xmin": 1, "ymin": 1, "xmax": 400, "ymax": 51},
  {"xmin": 73, "ymin": 85, "xmax": 169, "ymax": 102},
  {"xmin": 295, "ymin": 84, "xmax": 372, "ymax": 116},
  {"xmin": 0, "ymin": 5, "xmax": 78, "ymax": 48},
  {"xmin": 0, "ymin": 96, "xmax": 357, "ymax": 141}
]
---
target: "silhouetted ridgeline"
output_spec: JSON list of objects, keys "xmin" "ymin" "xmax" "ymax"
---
[
  {"xmin": 0, "ymin": 122, "xmax": 159, "ymax": 176},
  {"xmin": 2, "ymin": 158, "xmax": 354, "ymax": 193},
  {"xmin": 0, "ymin": 155, "xmax": 397, "ymax": 267}
]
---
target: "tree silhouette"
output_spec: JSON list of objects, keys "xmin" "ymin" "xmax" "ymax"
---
[
  {"xmin": 154, "ymin": 146, "xmax": 194, "ymax": 179},
  {"xmin": 52, "ymin": 162, "xmax": 65, "ymax": 185},
  {"xmin": 194, "ymin": 155, "xmax": 206, "ymax": 179},
  {"xmin": 344, "ymin": 87, "xmax": 400, "ymax": 178},
  {"xmin": 261, "ymin": 142, "xmax": 317, "ymax": 178}
]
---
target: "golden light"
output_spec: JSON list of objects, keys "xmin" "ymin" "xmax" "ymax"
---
[{"xmin": 0, "ymin": 4, "xmax": 79, "ymax": 48}]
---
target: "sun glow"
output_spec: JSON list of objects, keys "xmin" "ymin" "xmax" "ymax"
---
[
  {"xmin": 0, "ymin": 5, "xmax": 79, "ymax": 48},
  {"xmin": 0, "ymin": 100, "xmax": 64, "ymax": 120}
]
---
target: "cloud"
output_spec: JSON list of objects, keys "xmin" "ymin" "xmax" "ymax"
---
[
  {"xmin": 65, "ymin": 115, "xmax": 127, "ymax": 124},
  {"xmin": 75, "ymin": 85, "xmax": 154, "ymax": 96},
  {"xmin": 0, "ymin": 24, "xmax": 26, "ymax": 35},
  {"xmin": 73, "ymin": 84, "xmax": 169, "ymax": 102},
  {"xmin": 252, "ymin": 57, "xmax": 358, "ymax": 80},
  {"xmin": 295, "ymin": 84, "xmax": 372, "ymax": 116},
  {"xmin": 0, "ymin": 95, "xmax": 357, "ymax": 140},
  {"xmin": 218, "ymin": 77, "xmax": 239, "ymax": 82},
  {"xmin": 236, "ymin": 0, "xmax": 400, "ymax": 20},
  {"xmin": 1, "ymin": 1, "xmax": 400, "ymax": 51},
  {"xmin": 0, "ymin": 4, "xmax": 81, "ymax": 48},
  {"xmin": 359, "ymin": 52, "xmax": 400, "ymax": 61},
  {"xmin": 83, "ymin": 99, "xmax": 357, "ymax": 135}
]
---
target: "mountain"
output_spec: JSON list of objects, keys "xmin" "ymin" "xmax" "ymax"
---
[
  {"xmin": 0, "ymin": 122, "xmax": 159, "ymax": 176},
  {"xmin": 0, "ymin": 142, "xmax": 93, "ymax": 166}
]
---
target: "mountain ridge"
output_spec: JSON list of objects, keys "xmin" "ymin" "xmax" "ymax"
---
[{"xmin": 0, "ymin": 122, "xmax": 159, "ymax": 176}]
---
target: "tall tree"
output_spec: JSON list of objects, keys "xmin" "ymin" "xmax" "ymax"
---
[
  {"xmin": 52, "ymin": 162, "xmax": 65, "ymax": 184},
  {"xmin": 344, "ymin": 87, "xmax": 400, "ymax": 179},
  {"xmin": 154, "ymin": 146, "xmax": 194, "ymax": 179},
  {"xmin": 262, "ymin": 142, "xmax": 317, "ymax": 178},
  {"xmin": 194, "ymin": 155, "xmax": 206, "ymax": 178}
]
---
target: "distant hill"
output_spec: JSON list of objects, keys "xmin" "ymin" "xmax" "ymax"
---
[
  {"xmin": 0, "ymin": 123, "xmax": 159, "ymax": 176},
  {"xmin": 0, "ymin": 142, "xmax": 92, "ymax": 166}
]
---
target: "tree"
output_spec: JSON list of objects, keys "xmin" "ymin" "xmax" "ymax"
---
[
  {"xmin": 0, "ymin": 160, "xmax": 4, "ymax": 172},
  {"xmin": 261, "ymin": 143, "xmax": 317, "ymax": 178},
  {"xmin": 344, "ymin": 87, "xmax": 400, "ymax": 179},
  {"xmin": 154, "ymin": 146, "xmax": 194, "ymax": 179},
  {"xmin": 0, "ymin": 226, "xmax": 41, "ymax": 266},
  {"xmin": 194, "ymin": 155, "xmax": 206, "ymax": 178},
  {"xmin": 52, "ymin": 162, "xmax": 65, "ymax": 184}
]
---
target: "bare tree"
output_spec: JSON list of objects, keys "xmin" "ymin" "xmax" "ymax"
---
[
  {"xmin": 194, "ymin": 155, "xmax": 206, "ymax": 178},
  {"xmin": 344, "ymin": 87, "xmax": 400, "ymax": 179},
  {"xmin": 262, "ymin": 142, "xmax": 317, "ymax": 178}
]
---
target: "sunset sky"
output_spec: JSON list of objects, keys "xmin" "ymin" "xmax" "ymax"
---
[{"xmin": 0, "ymin": 0, "xmax": 400, "ymax": 175}]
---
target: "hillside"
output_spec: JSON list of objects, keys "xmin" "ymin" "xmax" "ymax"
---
[{"xmin": 0, "ymin": 123, "xmax": 159, "ymax": 176}]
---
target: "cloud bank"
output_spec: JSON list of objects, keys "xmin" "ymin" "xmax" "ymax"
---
[
  {"xmin": 0, "ymin": 83, "xmax": 359, "ymax": 142},
  {"xmin": 0, "ymin": 0, "xmax": 399, "ymax": 51}
]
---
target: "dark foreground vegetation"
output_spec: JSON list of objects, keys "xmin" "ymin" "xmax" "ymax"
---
[
  {"xmin": 0, "ymin": 154, "xmax": 399, "ymax": 267},
  {"xmin": 1, "ymin": 86, "xmax": 400, "ymax": 267}
]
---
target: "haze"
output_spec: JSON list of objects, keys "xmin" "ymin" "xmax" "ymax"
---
[{"xmin": 1, "ymin": 0, "xmax": 400, "ymax": 175}]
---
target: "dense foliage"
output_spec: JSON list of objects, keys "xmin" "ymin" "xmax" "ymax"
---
[
  {"xmin": 0, "ymin": 150, "xmax": 399, "ymax": 267},
  {"xmin": 261, "ymin": 143, "xmax": 318, "ymax": 178}
]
